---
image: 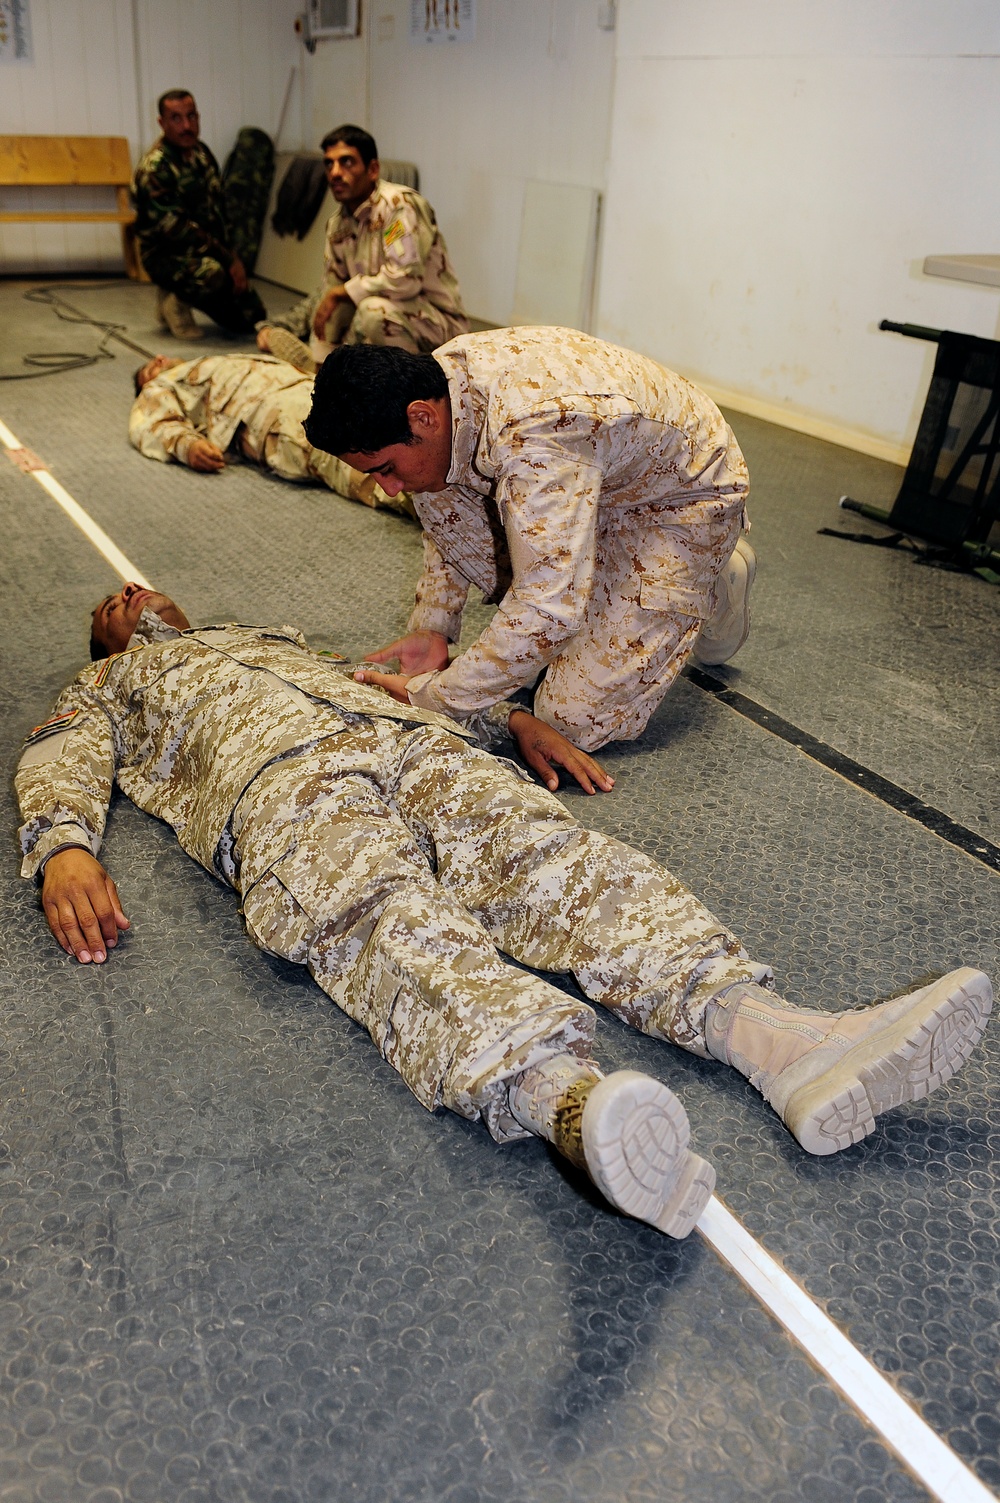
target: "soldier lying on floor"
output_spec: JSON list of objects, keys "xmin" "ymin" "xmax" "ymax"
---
[
  {"xmin": 16, "ymin": 583, "xmax": 993, "ymax": 1240},
  {"xmin": 129, "ymin": 351, "xmax": 410, "ymax": 514}
]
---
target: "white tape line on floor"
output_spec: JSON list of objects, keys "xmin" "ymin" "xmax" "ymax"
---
[
  {"xmin": 698, "ymin": 1197, "xmax": 996, "ymax": 1503},
  {"xmin": 0, "ymin": 418, "xmax": 150, "ymax": 587}
]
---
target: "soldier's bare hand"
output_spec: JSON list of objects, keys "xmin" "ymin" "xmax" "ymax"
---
[
  {"xmin": 508, "ymin": 711, "xmax": 615, "ymax": 796},
  {"xmin": 256, "ymin": 326, "xmax": 273, "ymax": 352},
  {"xmin": 186, "ymin": 439, "xmax": 226, "ymax": 472},
  {"xmin": 365, "ymin": 631, "xmax": 450, "ymax": 675},
  {"xmin": 312, "ymin": 285, "xmax": 347, "ymax": 338},
  {"xmin": 42, "ymin": 848, "xmax": 130, "ymax": 964},
  {"xmin": 353, "ymin": 668, "xmax": 414, "ymax": 704},
  {"xmin": 230, "ymin": 255, "xmax": 249, "ymax": 293}
]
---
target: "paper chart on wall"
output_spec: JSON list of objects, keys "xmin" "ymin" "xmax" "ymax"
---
[
  {"xmin": 409, "ymin": 0, "xmax": 474, "ymax": 46},
  {"xmin": 0, "ymin": 0, "xmax": 32, "ymax": 62}
]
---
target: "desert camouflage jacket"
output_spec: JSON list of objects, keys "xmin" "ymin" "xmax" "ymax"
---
[
  {"xmin": 403, "ymin": 327, "xmax": 750, "ymax": 719},
  {"xmin": 129, "ymin": 354, "xmax": 311, "ymax": 465},
  {"xmin": 323, "ymin": 179, "xmax": 466, "ymax": 318},
  {"xmin": 16, "ymin": 614, "xmax": 515, "ymax": 885},
  {"xmin": 132, "ymin": 138, "xmax": 232, "ymax": 265}
]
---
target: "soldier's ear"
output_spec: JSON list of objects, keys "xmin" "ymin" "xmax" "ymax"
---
[{"xmin": 406, "ymin": 399, "xmax": 440, "ymax": 438}]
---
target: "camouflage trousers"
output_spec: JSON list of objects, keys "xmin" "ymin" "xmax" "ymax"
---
[
  {"xmin": 250, "ymin": 384, "xmax": 412, "ymax": 514},
  {"xmin": 142, "ymin": 247, "xmax": 267, "ymax": 334},
  {"xmin": 271, "ymin": 285, "xmax": 468, "ymax": 354},
  {"xmin": 534, "ymin": 497, "xmax": 746, "ymax": 751},
  {"xmin": 230, "ymin": 719, "xmax": 771, "ymax": 1142}
]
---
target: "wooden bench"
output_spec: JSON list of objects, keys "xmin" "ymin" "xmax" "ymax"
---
[{"xmin": 0, "ymin": 134, "xmax": 143, "ymax": 278}]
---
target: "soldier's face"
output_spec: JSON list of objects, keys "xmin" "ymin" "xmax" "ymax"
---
[
  {"xmin": 159, "ymin": 96, "xmax": 200, "ymax": 152},
  {"xmin": 340, "ymin": 398, "xmax": 452, "ymax": 497},
  {"xmin": 323, "ymin": 142, "xmax": 379, "ymax": 212},
  {"xmin": 137, "ymin": 355, "xmax": 180, "ymax": 390},
  {"xmin": 92, "ymin": 583, "xmax": 190, "ymax": 655}
]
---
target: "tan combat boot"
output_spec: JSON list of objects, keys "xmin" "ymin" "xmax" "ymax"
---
[
  {"xmin": 260, "ymin": 325, "xmax": 316, "ymax": 374},
  {"xmin": 160, "ymin": 292, "xmax": 203, "ymax": 340},
  {"xmin": 508, "ymin": 1056, "xmax": 715, "ymax": 1238},
  {"xmin": 704, "ymin": 968, "xmax": 993, "ymax": 1154}
]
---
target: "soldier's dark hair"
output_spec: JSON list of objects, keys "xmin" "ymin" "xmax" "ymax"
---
[
  {"xmin": 304, "ymin": 345, "xmax": 448, "ymax": 455},
  {"xmin": 133, "ymin": 364, "xmax": 145, "ymax": 397},
  {"xmin": 158, "ymin": 89, "xmax": 196, "ymax": 117},
  {"xmin": 90, "ymin": 596, "xmax": 112, "ymax": 661},
  {"xmin": 320, "ymin": 124, "xmax": 378, "ymax": 165}
]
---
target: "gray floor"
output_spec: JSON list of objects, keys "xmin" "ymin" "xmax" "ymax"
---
[{"xmin": 1, "ymin": 277, "xmax": 999, "ymax": 1503}]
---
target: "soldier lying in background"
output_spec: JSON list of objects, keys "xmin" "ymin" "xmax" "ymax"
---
[
  {"xmin": 129, "ymin": 351, "xmax": 409, "ymax": 514},
  {"xmin": 16, "ymin": 584, "xmax": 993, "ymax": 1241}
]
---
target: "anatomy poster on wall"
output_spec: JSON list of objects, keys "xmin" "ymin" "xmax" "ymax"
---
[
  {"xmin": 409, "ymin": 0, "xmax": 474, "ymax": 46},
  {"xmin": 0, "ymin": 0, "xmax": 32, "ymax": 62}
]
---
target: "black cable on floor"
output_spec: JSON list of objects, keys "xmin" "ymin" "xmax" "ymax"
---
[{"xmin": 0, "ymin": 282, "xmax": 156, "ymax": 380}]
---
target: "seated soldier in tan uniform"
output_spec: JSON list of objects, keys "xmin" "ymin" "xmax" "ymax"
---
[
  {"xmin": 129, "ymin": 351, "xmax": 407, "ymax": 513},
  {"xmin": 17, "ymin": 583, "xmax": 993, "ymax": 1242},
  {"xmin": 257, "ymin": 124, "xmax": 468, "ymax": 366}
]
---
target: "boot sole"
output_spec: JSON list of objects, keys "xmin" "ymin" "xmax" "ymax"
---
[
  {"xmin": 784, "ymin": 968, "xmax": 993, "ymax": 1155},
  {"xmin": 581, "ymin": 1071, "xmax": 715, "ymax": 1238}
]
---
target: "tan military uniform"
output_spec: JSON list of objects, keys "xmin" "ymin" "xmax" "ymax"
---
[
  {"xmin": 320, "ymin": 179, "xmax": 469, "ymax": 353},
  {"xmin": 17, "ymin": 614, "xmax": 769, "ymax": 1143},
  {"xmin": 128, "ymin": 353, "xmax": 400, "ymax": 511},
  {"xmin": 403, "ymin": 328, "xmax": 751, "ymax": 750}
]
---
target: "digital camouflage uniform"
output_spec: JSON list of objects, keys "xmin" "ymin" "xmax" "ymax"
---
[
  {"xmin": 128, "ymin": 353, "xmax": 404, "ymax": 513},
  {"xmin": 17, "ymin": 613, "xmax": 770, "ymax": 1143},
  {"xmin": 132, "ymin": 137, "xmax": 267, "ymax": 333},
  {"xmin": 272, "ymin": 179, "xmax": 469, "ymax": 354},
  {"xmin": 402, "ymin": 328, "xmax": 751, "ymax": 750}
]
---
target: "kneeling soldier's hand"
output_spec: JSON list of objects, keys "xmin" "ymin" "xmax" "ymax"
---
[{"xmin": 508, "ymin": 711, "xmax": 614, "ymax": 796}]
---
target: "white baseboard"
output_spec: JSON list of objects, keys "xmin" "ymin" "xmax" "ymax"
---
[{"xmin": 695, "ymin": 379, "xmax": 911, "ymax": 468}]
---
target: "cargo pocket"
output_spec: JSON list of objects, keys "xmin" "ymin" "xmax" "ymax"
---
[
  {"xmin": 638, "ymin": 575, "xmax": 711, "ymax": 622},
  {"xmin": 373, "ymin": 972, "xmax": 457, "ymax": 1111},
  {"xmin": 240, "ymin": 864, "xmax": 313, "ymax": 965}
]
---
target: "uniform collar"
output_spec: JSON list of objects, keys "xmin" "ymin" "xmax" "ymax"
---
[
  {"xmin": 435, "ymin": 344, "xmax": 485, "ymax": 487},
  {"xmin": 345, "ymin": 179, "xmax": 383, "ymax": 227},
  {"xmin": 158, "ymin": 136, "xmax": 203, "ymax": 167},
  {"xmin": 127, "ymin": 608, "xmax": 182, "ymax": 648}
]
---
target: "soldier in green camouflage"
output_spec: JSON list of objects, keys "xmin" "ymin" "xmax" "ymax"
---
[
  {"xmin": 132, "ymin": 90, "xmax": 267, "ymax": 337},
  {"xmin": 17, "ymin": 586, "xmax": 992, "ymax": 1239}
]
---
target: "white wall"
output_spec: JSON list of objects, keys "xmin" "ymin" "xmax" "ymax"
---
[
  {"xmin": 597, "ymin": 0, "xmax": 1000, "ymax": 456},
  {"xmin": 305, "ymin": 0, "xmax": 616, "ymax": 325},
  {"xmin": 8, "ymin": 0, "xmax": 997, "ymax": 454},
  {"xmin": 0, "ymin": 0, "xmax": 303, "ymax": 274}
]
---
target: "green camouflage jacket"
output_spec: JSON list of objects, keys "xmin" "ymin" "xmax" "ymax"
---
[{"xmin": 132, "ymin": 138, "xmax": 232, "ymax": 265}]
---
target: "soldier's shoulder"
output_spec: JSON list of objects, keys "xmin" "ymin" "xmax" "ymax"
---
[
  {"xmin": 376, "ymin": 179, "xmax": 415, "ymax": 203},
  {"xmin": 376, "ymin": 180, "xmax": 428, "ymax": 215},
  {"xmin": 134, "ymin": 140, "xmax": 171, "ymax": 181}
]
